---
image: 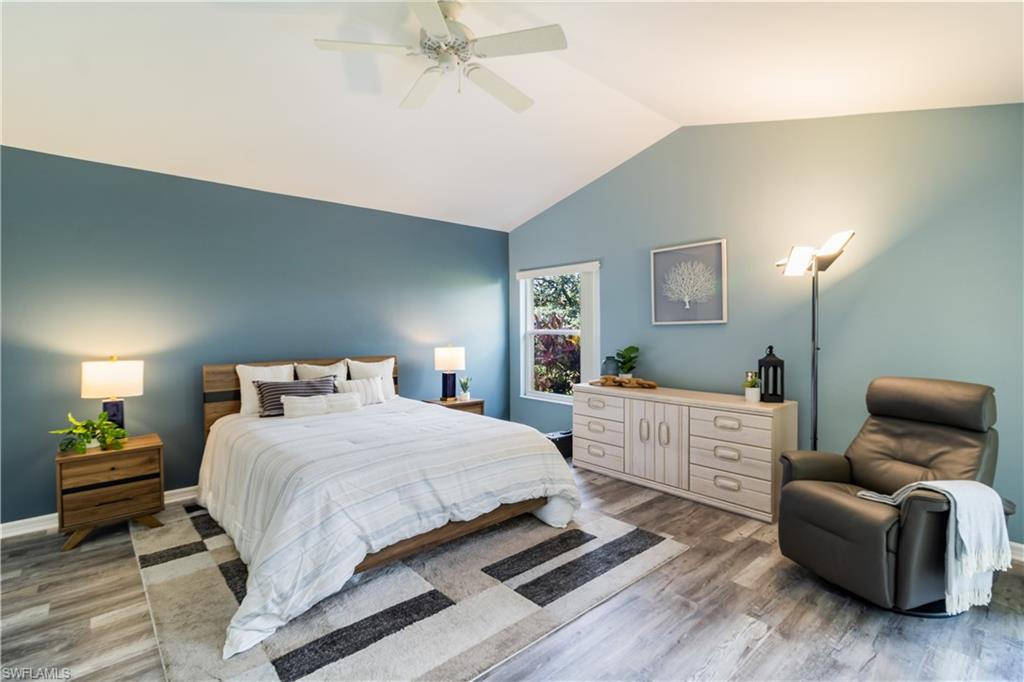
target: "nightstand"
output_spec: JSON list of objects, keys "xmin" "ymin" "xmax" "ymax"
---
[
  {"xmin": 56, "ymin": 433, "xmax": 165, "ymax": 551},
  {"xmin": 423, "ymin": 398, "xmax": 485, "ymax": 415}
]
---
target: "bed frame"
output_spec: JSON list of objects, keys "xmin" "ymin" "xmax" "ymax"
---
[{"xmin": 200, "ymin": 355, "xmax": 547, "ymax": 572}]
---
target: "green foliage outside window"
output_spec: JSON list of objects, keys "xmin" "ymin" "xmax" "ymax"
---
[{"xmin": 531, "ymin": 273, "xmax": 581, "ymax": 395}]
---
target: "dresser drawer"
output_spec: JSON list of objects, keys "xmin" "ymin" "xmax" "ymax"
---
[
  {"xmin": 572, "ymin": 415, "xmax": 624, "ymax": 447},
  {"xmin": 61, "ymin": 478, "xmax": 163, "ymax": 529},
  {"xmin": 572, "ymin": 437, "xmax": 624, "ymax": 472},
  {"xmin": 690, "ymin": 408, "xmax": 772, "ymax": 448},
  {"xmin": 61, "ymin": 450, "xmax": 161, "ymax": 490},
  {"xmin": 573, "ymin": 393, "xmax": 625, "ymax": 422},
  {"xmin": 689, "ymin": 436, "xmax": 772, "ymax": 481},
  {"xmin": 690, "ymin": 464, "xmax": 771, "ymax": 513}
]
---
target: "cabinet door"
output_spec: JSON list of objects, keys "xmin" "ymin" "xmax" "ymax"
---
[
  {"xmin": 652, "ymin": 404, "xmax": 688, "ymax": 490},
  {"xmin": 627, "ymin": 399, "xmax": 655, "ymax": 478}
]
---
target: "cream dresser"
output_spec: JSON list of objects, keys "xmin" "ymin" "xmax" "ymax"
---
[{"xmin": 572, "ymin": 383, "xmax": 797, "ymax": 522}]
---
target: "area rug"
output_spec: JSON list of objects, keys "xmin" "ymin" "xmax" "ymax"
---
[{"xmin": 131, "ymin": 502, "xmax": 686, "ymax": 681}]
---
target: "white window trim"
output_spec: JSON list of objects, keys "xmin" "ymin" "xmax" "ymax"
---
[{"xmin": 518, "ymin": 261, "xmax": 601, "ymax": 404}]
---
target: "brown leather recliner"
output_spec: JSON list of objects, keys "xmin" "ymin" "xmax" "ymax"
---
[{"xmin": 778, "ymin": 376, "xmax": 1015, "ymax": 612}]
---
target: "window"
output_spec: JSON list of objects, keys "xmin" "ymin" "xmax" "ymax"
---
[{"xmin": 518, "ymin": 261, "xmax": 600, "ymax": 403}]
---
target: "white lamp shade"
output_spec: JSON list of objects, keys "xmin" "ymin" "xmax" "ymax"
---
[
  {"xmin": 434, "ymin": 347, "xmax": 465, "ymax": 372},
  {"xmin": 81, "ymin": 359, "xmax": 144, "ymax": 399}
]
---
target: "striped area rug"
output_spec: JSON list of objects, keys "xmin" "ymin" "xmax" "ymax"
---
[{"xmin": 132, "ymin": 503, "xmax": 686, "ymax": 681}]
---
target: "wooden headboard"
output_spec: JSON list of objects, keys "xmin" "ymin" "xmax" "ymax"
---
[{"xmin": 202, "ymin": 355, "xmax": 398, "ymax": 437}]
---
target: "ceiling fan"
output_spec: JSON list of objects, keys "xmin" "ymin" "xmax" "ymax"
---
[{"xmin": 314, "ymin": 1, "xmax": 567, "ymax": 113}]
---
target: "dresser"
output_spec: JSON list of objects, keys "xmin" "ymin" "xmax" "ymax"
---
[{"xmin": 572, "ymin": 384, "xmax": 797, "ymax": 522}]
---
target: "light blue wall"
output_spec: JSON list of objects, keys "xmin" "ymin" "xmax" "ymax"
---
[
  {"xmin": 509, "ymin": 104, "xmax": 1024, "ymax": 541},
  {"xmin": 1, "ymin": 147, "xmax": 509, "ymax": 523}
]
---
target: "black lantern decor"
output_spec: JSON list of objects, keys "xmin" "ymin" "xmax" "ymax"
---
[{"xmin": 758, "ymin": 346, "xmax": 784, "ymax": 403}]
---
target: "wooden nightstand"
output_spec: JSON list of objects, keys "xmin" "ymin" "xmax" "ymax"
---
[
  {"xmin": 56, "ymin": 433, "xmax": 165, "ymax": 551},
  {"xmin": 423, "ymin": 398, "xmax": 485, "ymax": 415}
]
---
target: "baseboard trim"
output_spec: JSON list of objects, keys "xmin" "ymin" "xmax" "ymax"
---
[{"xmin": 1, "ymin": 485, "xmax": 200, "ymax": 539}]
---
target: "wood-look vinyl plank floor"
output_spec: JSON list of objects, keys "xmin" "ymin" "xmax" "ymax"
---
[{"xmin": 2, "ymin": 468, "xmax": 1021, "ymax": 681}]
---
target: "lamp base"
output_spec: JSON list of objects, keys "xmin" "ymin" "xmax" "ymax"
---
[
  {"xmin": 102, "ymin": 399, "xmax": 125, "ymax": 429},
  {"xmin": 440, "ymin": 372, "xmax": 457, "ymax": 402}
]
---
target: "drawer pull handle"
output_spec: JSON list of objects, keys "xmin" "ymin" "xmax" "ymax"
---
[
  {"xmin": 639, "ymin": 418, "xmax": 650, "ymax": 443},
  {"xmin": 587, "ymin": 444, "xmax": 605, "ymax": 457},
  {"xmin": 713, "ymin": 476, "xmax": 742, "ymax": 492},
  {"xmin": 587, "ymin": 421, "xmax": 606, "ymax": 433},
  {"xmin": 658, "ymin": 421, "xmax": 669, "ymax": 447},
  {"xmin": 713, "ymin": 416, "xmax": 743, "ymax": 431},
  {"xmin": 587, "ymin": 398, "xmax": 606, "ymax": 409},
  {"xmin": 713, "ymin": 446, "xmax": 741, "ymax": 461},
  {"xmin": 98, "ymin": 497, "xmax": 133, "ymax": 506}
]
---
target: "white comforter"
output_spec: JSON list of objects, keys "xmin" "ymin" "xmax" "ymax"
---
[{"xmin": 197, "ymin": 397, "xmax": 580, "ymax": 658}]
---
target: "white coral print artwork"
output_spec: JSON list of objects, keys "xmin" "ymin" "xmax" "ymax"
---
[{"xmin": 662, "ymin": 259, "xmax": 716, "ymax": 309}]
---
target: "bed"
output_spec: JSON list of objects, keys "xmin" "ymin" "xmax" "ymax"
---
[{"xmin": 197, "ymin": 356, "xmax": 580, "ymax": 658}]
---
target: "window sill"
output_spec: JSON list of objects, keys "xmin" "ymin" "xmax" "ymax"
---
[{"xmin": 520, "ymin": 391, "xmax": 574, "ymax": 406}]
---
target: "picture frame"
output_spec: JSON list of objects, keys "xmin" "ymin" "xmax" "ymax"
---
[{"xmin": 650, "ymin": 238, "xmax": 728, "ymax": 325}]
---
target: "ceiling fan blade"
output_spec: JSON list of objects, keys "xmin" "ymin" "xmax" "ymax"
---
[
  {"xmin": 400, "ymin": 67, "xmax": 443, "ymax": 109},
  {"xmin": 408, "ymin": 2, "xmax": 451, "ymax": 40},
  {"xmin": 471, "ymin": 24, "xmax": 567, "ymax": 58},
  {"xmin": 314, "ymin": 39, "xmax": 413, "ymax": 55},
  {"xmin": 464, "ymin": 64, "xmax": 533, "ymax": 113}
]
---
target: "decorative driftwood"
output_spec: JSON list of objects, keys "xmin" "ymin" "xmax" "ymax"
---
[{"xmin": 588, "ymin": 375, "xmax": 659, "ymax": 389}]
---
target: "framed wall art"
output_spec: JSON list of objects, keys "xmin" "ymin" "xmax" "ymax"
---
[{"xmin": 651, "ymin": 238, "xmax": 728, "ymax": 325}]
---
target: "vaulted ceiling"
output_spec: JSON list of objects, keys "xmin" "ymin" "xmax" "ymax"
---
[{"xmin": 3, "ymin": 2, "xmax": 1021, "ymax": 231}]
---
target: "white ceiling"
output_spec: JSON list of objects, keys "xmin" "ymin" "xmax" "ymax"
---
[{"xmin": 3, "ymin": 2, "xmax": 1021, "ymax": 232}]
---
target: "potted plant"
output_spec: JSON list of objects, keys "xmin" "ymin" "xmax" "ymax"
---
[
  {"xmin": 458, "ymin": 376, "xmax": 472, "ymax": 401},
  {"xmin": 49, "ymin": 411, "xmax": 127, "ymax": 453},
  {"xmin": 743, "ymin": 371, "xmax": 761, "ymax": 403},
  {"xmin": 615, "ymin": 346, "xmax": 639, "ymax": 379}
]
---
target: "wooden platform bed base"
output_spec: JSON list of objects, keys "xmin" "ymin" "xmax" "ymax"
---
[{"xmin": 354, "ymin": 497, "xmax": 547, "ymax": 573}]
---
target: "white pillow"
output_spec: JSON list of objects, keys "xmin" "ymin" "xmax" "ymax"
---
[
  {"xmin": 337, "ymin": 376, "xmax": 385, "ymax": 405},
  {"xmin": 282, "ymin": 393, "xmax": 362, "ymax": 418},
  {"xmin": 236, "ymin": 364, "xmax": 293, "ymax": 415},
  {"xmin": 295, "ymin": 360, "xmax": 348, "ymax": 384},
  {"xmin": 347, "ymin": 358, "xmax": 396, "ymax": 400}
]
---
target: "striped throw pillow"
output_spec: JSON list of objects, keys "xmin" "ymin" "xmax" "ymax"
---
[
  {"xmin": 254, "ymin": 376, "xmax": 337, "ymax": 418},
  {"xmin": 336, "ymin": 376, "xmax": 385, "ymax": 406}
]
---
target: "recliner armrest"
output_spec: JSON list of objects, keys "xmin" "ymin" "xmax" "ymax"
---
[
  {"xmin": 898, "ymin": 489, "xmax": 950, "ymax": 526},
  {"xmin": 779, "ymin": 450, "xmax": 850, "ymax": 486},
  {"xmin": 1002, "ymin": 497, "xmax": 1017, "ymax": 517}
]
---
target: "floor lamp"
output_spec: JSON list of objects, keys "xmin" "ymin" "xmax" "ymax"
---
[{"xmin": 776, "ymin": 230, "xmax": 855, "ymax": 450}]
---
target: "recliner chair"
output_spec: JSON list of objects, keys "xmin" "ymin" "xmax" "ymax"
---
[{"xmin": 778, "ymin": 376, "xmax": 1015, "ymax": 613}]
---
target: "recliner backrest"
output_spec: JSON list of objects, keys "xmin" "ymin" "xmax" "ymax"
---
[{"xmin": 845, "ymin": 377, "xmax": 998, "ymax": 494}]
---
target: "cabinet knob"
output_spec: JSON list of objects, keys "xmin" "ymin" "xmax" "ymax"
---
[
  {"xmin": 639, "ymin": 418, "xmax": 650, "ymax": 442},
  {"xmin": 587, "ymin": 444, "xmax": 605, "ymax": 457},
  {"xmin": 587, "ymin": 421, "xmax": 605, "ymax": 433},
  {"xmin": 587, "ymin": 398, "xmax": 606, "ymax": 409},
  {"xmin": 658, "ymin": 421, "xmax": 669, "ymax": 447}
]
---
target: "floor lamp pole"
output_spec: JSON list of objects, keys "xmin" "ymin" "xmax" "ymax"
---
[{"xmin": 810, "ymin": 257, "xmax": 820, "ymax": 451}]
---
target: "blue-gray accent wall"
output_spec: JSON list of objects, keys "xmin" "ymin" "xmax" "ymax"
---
[
  {"xmin": 509, "ymin": 104, "xmax": 1024, "ymax": 541},
  {"xmin": 1, "ymin": 147, "xmax": 509, "ymax": 523}
]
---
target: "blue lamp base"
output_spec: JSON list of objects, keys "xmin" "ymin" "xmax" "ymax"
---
[
  {"xmin": 102, "ymin": 399, "xmax": 125, "ymax": 429},
  {"xmin": 440, "ymin": 372, "xmax": 457, "ymax": 402}
]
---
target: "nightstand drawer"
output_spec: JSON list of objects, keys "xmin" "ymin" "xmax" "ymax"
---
[
  {"xmin": 62, "ymin": 478, "xmax": 163, "ymax": 529},
  {"xmin": 61, "ymin": 450, "xmax": 161, "ymax": 490}
]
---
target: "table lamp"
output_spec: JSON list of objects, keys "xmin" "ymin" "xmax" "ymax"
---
[
  {"xmin": 434, "ymin": 346, "xmax": 465, "ymax": 402},
  {"xmin": 81, "ymin": 356, "xmax": 144, "ymax": 428}
]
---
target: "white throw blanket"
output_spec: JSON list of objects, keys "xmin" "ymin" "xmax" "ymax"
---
[{"xmin": 857, "ymin": 480, "xmax": 1011, "ymax": 614}]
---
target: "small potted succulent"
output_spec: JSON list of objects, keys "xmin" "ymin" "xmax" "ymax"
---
[
  {"xmin": 458, "ymin": 376, "xmax": 472, "ymax": 401},
  {"xmin": 49, "ymin": 412, "xmax": 127, "ymax": 453},
  {"xmin": 615, "ymin": 345, "xmax": 639, "ymax": 379},
  {"xmin": 743, "ymin": 371, "xmax": 761, "ymax": 403}
]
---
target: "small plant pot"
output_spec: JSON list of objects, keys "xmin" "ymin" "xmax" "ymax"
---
[
  {"xmin": 618, "ymin": 373, "xmax": 633, "ymax": 380},
  {"xmin": 459, "ymin": 392, "xmax": 471, "ymax": 402},
  {"xmin": 745, "ymin": 387, "xmax": 760, "ymax": 403}
]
